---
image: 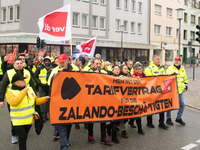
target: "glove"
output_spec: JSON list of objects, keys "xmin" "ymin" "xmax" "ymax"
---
[{"xmin": 185, "ymin": 84, "xmax": 188, "ymax": 91}]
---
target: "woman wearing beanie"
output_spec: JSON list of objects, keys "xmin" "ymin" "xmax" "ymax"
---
[{"xmin": 7, "ymin": 73, "xmax": 49, "ymax": 150}]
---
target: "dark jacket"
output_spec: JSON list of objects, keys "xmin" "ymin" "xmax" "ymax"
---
[{"xmin": 0, "ymin": 68, "xmax": 36, "ymax": 102}]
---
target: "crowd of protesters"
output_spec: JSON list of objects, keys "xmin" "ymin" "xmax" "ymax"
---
[{"xmin": 0, "ymin": 51, "xmax": 188, "ymax": 150}]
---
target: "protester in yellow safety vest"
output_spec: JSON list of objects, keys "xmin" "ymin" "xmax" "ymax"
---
[
  {"xmin": 76, "ymin": 56, "xmax": 91, "ymax": 72},
  {"xmin": 95, "ymin": 53, "xmax": 104, "ymax": 67},
  {"xmin": 144, "ymin": 54, "xmax": 168, "ymax": 130},
  {"xmin": 0, "ymin": 58, "xmax": 36, "ymax": 144},
  {"xmin": 51, "ymin": 51, "xmax": 56, "ymax": 62},
  {"xmin": 74, "ymin": 56, "xmax": 91, "ymax": 129},
  {"xmin": 48, "ymin": 54, "xmax": 76, "ymax": 148},
  {"xmin": 47, "ymin": 54, "xmax": 79, "ymax": 142},
  {"xmin": 27, "ymin": 56, "xmax": 36, "ymax": 73},
  {"xmin": 127, "ymin": 60, "xmax": 134, "ymax": 76},
  {"xmin": 34, "ymin": 56, "xmax": 52, "ymax": 123},
  {"xmin": 103, "ymin": 61, "xmax": 113, "ymax": 75},
  {"xmin": 84, "ymin": 55, "xmax": 91, "ymax": 67},
  {"xmin": 86, "ymin": 58, "xmax": 112, "ymax": 145},
  {"xmin": 166, "ymin": 57, "xmax": 188, "ymax": 126},
  {"xmin": 7, "ymin": 73, "xmax": 49, "ymax": 150}
]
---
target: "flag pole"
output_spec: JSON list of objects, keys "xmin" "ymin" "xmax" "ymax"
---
[{"xmin": 70, "ymin": 39, "xmax": 72, "ymax": 56}]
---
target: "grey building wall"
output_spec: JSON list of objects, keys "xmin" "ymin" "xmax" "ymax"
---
[{"xmin": 20, "ymin": 0, "xmax": 63, "ymax": 33}]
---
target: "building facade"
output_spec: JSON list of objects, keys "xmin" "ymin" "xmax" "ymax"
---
[
  {"xmin": 150, "ymin": 0, "xmax": 183, "ymax": 65},
  {"xmin": 182, "ymin": 0, "xmax": 200, "ymax": 64},
  {"xmin": 0, "ymin": 0, "xmax": 152, "ymax": 62}
]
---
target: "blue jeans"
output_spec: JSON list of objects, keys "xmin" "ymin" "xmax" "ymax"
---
[
  {"xmin": 167, "ymin": 92, "xmax": 186, "ymax": 119},
  {"xmin": 59, "ymin": 124, "xmax": 72, "ymax": 150},
  {"xmin": 54, "ymin": 125, "xmax": 59, "ymax": 131}
]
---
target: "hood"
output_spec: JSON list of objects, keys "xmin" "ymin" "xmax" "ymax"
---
[{"xmin": 43, "ymin": 56, "xmax": 51, "ymax": 69}]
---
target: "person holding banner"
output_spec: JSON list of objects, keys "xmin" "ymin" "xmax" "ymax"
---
[
  {"xmin": 144, "ymin": 54, "xmax": 168, "ymax": 129},
  {"xmin": 87, "ymin": 58, "xmax": 112, "ymax": 145},
  {"xmin": 127, "ymin": 60, "xmax": 134, "ymax": 76},
  {"xmin": 166, "ymin": 57, "xmax": 188, "ymax": 126},
  {"xmin": 84, "ymin": 55, "xmax": 91, "ymax": 67},
  {"xmin": 95, "ymin": 54, "xmax": 104, "ymax": 68},
  {"xmin": 48, "ymin": 54, "xmax": 77, "ymax": 149},
  {"xmin": 129, "ymin": 62, "xmax": 146, "ymax": 135},
  {"xmin": 106, "ymin": 65, "xmax": 121, "ymax": 144},
  {"xmin": 103, "ymin": 61, "xmax": 113, "ymax": 75}
]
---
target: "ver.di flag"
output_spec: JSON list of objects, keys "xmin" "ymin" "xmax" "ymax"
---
[
  {"xmin": 37, "ymin": 5, "xmax": 71, "ymax": 41},
  {"xmin": 76, "ymin": 36, "xmax": 97, "ymax": 58}
]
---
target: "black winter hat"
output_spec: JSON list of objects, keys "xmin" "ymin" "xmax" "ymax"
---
[{"xmin": 11, "ymin": 73, "xmax": 26, "ymax": 84}]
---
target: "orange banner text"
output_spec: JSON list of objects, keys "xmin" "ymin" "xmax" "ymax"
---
[{"xmin": 49, "ymin": 72, "xmax": 179, "ymax": 125}]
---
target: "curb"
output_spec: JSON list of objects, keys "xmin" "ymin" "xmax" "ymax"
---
[{"xmin": 186, "ymin": 104, "xmax": 200, "ymax": 111}]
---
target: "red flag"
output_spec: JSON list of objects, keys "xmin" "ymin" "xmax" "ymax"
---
[
  {"xmin": 76, "ymin": 36, "xmax": 97, "ymax": 58},
  {"xmin": 38, "ymin": 5, "xmax": 71, "ymax": 41}
]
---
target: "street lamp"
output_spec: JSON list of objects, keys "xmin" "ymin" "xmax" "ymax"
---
[
  {"xmin": 120, "ymin": 25, "xmax": 124, "ymax": 61},
  {"xmin": 176, "ymin": 8, "xmax": 185, "ymax": 57}
]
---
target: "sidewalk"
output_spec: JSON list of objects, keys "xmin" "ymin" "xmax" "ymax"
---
[{"xmin": 185, "ymin": 78, "xmax": 200, "ymax": 110}]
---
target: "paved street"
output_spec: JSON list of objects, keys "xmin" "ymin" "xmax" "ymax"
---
[
  {"xmin": 0, "ymin": 105, "xmax": 200, "ymax": 150},
  {"xmin": 0, "ymin": 67, "xmax": 200, "ymax": 150}
]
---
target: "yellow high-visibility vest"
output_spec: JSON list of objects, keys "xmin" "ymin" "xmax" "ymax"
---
[
  {"xmin": 0, "ymin": 57, "xmax": 3, "ymax": 75},
  {"xmin": 7, "ymin": 69, "xmax": 31, "ymax": 93},
  {"xmin": 39, "ymin": 68, "xmax": 48, "ymax": 84},
  {"xmin": 47, "ymin": 66, "xmax": 59, "ymax": 86},
  {"xmin": 9, "ymin": 87, "xmax": 36, "ymax": 126},
  {"xmin": 144, "ymin": 61, "xmax": 165, "ymax": 76},
  {"xmin": 166, "ymin": 65, "xmax": 188, "ymax": 94}
]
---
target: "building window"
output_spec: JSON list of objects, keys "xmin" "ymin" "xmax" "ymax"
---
[
  {"xmin": 177, "ymin": 0, "xmax": 181, "ymax": 2},
  {"xmin": 191, "ymin": 15, "xmax": 195, "ymax": 23},
  {"xmin": 93, "ymin": 0, "xmax": 98, "ymax": 3},
  {"xmin": 155, "ymin": 4, "xmax": 162, "ymax": 15},
  {"xmin": 124, "ymin": 0, "xmax": 128, "ymax": 10},
  {"xmin": 154, "ymin": 24, "xmax": 161, "ymax": 34},
  {"xmin": 73, "ymin": 13, "xmax": 79, "ymax": 26},
  {"xmin": 165, "ymin": 50, "xmax": 174, "ymax": 61},
  {"xmin": 131, "ymin": 0, "xmax": 135, "ymax": 11},
  {"xmin": 2, "ymin": 8, "xmax": 6, "ymax": 22},
  {"xmin": 124, "ymin": 21, "xmax": 128, "ymax": 32},
  {"xmin": 166, "ymin": 8, "xmax": 173, "ymax": 17},
  {"xmin": 131, "ymin": 22, "xmax": 135, "ymax": 33},
  {"xmin": 100, "ymin": 0, "xmax": 105, "ymax": 5},
  {"xmin": 199, "ymin": 17, "xmax": 200, "ymax": 25},
  {"xmin": 184, "ymin": 30, "xmax": 187, "ymax": 40},
  {"xmin": 100, "ymin": 17, "xmax": 105, "ymax": 29},
  {"xmin": 16, "ymin": 5, "xmax": 20, "ymax": 20},
  {"xmin": 191, "ymin": 0, "xmax": 196, "ymax": 7},
  {"xmin": 190, "ymin": 31, "xmax": 195, "ymax": 40},
  {"xmin": 116, "ymin": 0, "xmax": 120, "ymax": 8},
  {"xmin": 9, "ymin": 6, "xmax": 13, "ymax": 21},
  {"xmin": 92, "ymin": 16, "xmax": 98, "ymax": 28},
  {"xmin": 82, "ymin": 14, "xmax": 88, "ymax": 27},
  {"xmin": 138, "ymin": 2, "xmax": 142, "ymax": 13},
  {"xmin": 138, "ymin": 23, "xmax": 142, "ymax": 34},
  {"xmin": 184, "ymin": 13, "xmax": 188, "ymax": 22},
  {"xmin": 184, "ymin": 0, "xmax": 188, "ymax": 5},
  {"xmin": 166, "ymin": 27, "xmax": 172, "ymax": 36},
  {"xmin": 116, "ymin": 19, "xmax": 120, "ymax": 31}
]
